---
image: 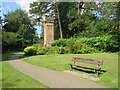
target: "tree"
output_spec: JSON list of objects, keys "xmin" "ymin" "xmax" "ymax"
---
[
  {"xmin": 29, "ymin": 2, "xmax": 64, "ymax": 38},
  {"xmin": 29, "ymin": 1, "xmax": 119, "ymax": 39},
  {"xmin": 18, "ymin": 24, "xmax": 35, "ymax": 49},
  {"xmin": 54, "ymin": 2, "xmax": 63, "ymax": 39},
  {"xmin": 67, "ymin": 2, "xmax": 118, "ymax": 37},
  {"xmin": 3, "ymin": 9, "xmax": 37, "ymax": 51},
  {"xmin": 2, "ymin": 31, "xmax": 18, "ymax": 52},
  {"xmin": 3, "ymin": 9, "xmax": 31, "ymax": 33}
]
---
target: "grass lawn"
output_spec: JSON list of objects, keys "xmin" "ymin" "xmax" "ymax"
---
[
  {"xmin": 1, "ymin": 52, "xmax": 49, "ymax": 88},
  {"xmin": 22, "ymin": 53, "xmax": 118, "ymax": 88}
]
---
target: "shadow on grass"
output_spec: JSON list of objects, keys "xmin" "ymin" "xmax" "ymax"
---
[
  {"xmin": 71, "ymin": 67, "xmax": 106, "ymax": 76},
  {"xmin": 1, "ymin": 52, "xmax": 30, "ymax": 62}
]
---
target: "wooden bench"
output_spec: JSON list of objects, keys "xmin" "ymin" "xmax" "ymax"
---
[{"xmin": 68, "ymin": 57, "xmax": 103, "ymax": 76}]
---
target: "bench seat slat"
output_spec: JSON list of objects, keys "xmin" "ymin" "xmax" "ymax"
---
[
  {"xmin": 72, "ymin": 59, "xmax": 99, "ymax": 65},
  {"xmin": 68, "ymin": 63, "xmax": 100, "ymax": 70},
  {"xmin": 73, "ymin": 57, "xmax": 103, "ymax": 65}
]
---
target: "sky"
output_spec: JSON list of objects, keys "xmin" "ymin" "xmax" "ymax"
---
[{"xmin": 1, "ymin": 0, "xmax": 42, "ymax": 37}]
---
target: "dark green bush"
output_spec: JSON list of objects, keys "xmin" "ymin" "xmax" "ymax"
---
[
  {"xmin": 76, "ymin": 35, "xmax": 119, "ymax": 52},
  {"xmin": 66, "ymin": 39, "xmax": 97, "ymax": 54},
  {"xmin": 24, "ymin": 46, "xmax": 37, "ymax": 56},
  {"xmin": 51, "ymin": 39, "xmax": 67, "ymax": 47},
  {"xmin": 66, "ymin": 39, "xmax": 76, "ymax": 53}
]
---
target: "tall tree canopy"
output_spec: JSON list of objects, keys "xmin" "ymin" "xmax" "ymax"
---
[
  {"xmin": 2, "ymin": 9, "xmax": 38, "ymax": 52},
  {"xmin": 29, "ymin": 1, "xmax": 119, "ymax": 39}
]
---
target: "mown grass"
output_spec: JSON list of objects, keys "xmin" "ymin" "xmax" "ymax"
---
[
  {"xmin": 22, "ymin": 53, "xmax": 118, "ymax": 88},
  {"xmin": 1, "ymin": 52, "xmax": 49, "ymax": 88}
]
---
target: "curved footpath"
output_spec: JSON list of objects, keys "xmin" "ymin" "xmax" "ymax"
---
[{"xmin": 8, "ymin": 52, "xmax": 113, "ymax": 88}]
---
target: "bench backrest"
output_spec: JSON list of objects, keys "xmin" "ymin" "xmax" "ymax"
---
[{"xmin": 72, "ymin": 57, "xmax": 103, "ymax": 65}]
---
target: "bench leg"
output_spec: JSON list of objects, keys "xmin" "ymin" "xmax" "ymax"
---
[
  {"xmin": 70, "ymin": 65, "xmax": 72, "ymax": 71},
  {"xmin": 95, "ymin": 70, "xmax": 98, "ymax": 77}
]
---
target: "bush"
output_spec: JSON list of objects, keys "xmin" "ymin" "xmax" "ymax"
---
[
  {"xmin": 76, "ymin": 46, "xmax": 97, "ymax": 54},
  {"xmin": 36, "ymin": 47, "xmax": 47, "ymax": 55},
  {"xmin": 54, "ymin": 47, "xmax": 68, "ymax": 54},
  {"xmin": 66, "ymin": 39, "xmax": 97, "ymax": 54},
  {"xmin": 51, "ymin": 39, "xmax": 67, "ymax": 47},
  {"xmin": 76, "ymin": 35, "xmax": 119, "ymax": 52},
  {"xmin": 45, "ymin": 47, "xmax": 56, "ymax": 55},
  {"xmin": 66, "ymin": 39, "xmax": 76, "ymax": 53},
  {"xmin": 24, "ymin": 46, "xmax": 37, "ymax": 56}
]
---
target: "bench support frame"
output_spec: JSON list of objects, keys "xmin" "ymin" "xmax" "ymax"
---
[{"xmin": 68, "ymin": 57, "xmax": 103, "ymax": 77}]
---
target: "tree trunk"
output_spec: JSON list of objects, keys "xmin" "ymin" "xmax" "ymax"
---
[
  {"xmin": 56, "ymin": 3, "xmax": 63, "ymax": 39},
  {"xmin": 78, "ymin": 2, "xmax": 84, "ymax": 18},
  {"xmin": 78, "ymin": 2, "xmax": 80, "ymax": 16}
]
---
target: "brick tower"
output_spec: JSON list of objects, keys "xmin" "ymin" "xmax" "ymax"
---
[{"xmin": 44, "ymin": 16, "xmax": 54, "ymax": 47}]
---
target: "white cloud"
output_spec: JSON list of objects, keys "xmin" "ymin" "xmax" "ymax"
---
[
  {"xmin": 15, "ymin": 0, "xmax": 37, "ymax": 15},
  {"xmin": 2, "ymin": 0, "xmax": 37, "ymax": 15}
]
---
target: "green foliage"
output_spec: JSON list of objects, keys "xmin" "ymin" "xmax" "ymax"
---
[
  {"xmin": 2, "ymin": 31, "xmax": 18, "ymax": 52},
  {"xmin": 4, "ymin": 9, "xmax": 31, "ymax": 33},
  {"xmin": 3, "ymin": 9, "xmax": 37, "ymax": 52},
  {"xmin": 44, "ymin": 47, "xmax": 68, "ymax": 55},
  {"xmin": 66, "ymin": 39, "xmax": 75, "ymax": 53},
  {"xmin": 54, "ymin": 47, "xmax": 68, "ymax": 54},
  {"xmin": 45, "ymin": 47, "xmax": 56, "ymax": 55},
  {"xmin": 24, "ymin": 46, "xmax": 36, "ymax": 56},
  {"xmin": 51, "ymin": 39, "xmax": 68, "ymax": 47},
  {"xmin": 66, "ymin": 39, "xmax": 97, "ymax": 54},
  {"xmin": 76, "ymin": 35, "xmax": 119, "ymax": 52},
  {"xmin": 18, "ymin": 24, "xmax": 35, "ymax": 49},
  {"xmin": 36, "ymin": 47, "xmax": 47, "ymax": 55}
]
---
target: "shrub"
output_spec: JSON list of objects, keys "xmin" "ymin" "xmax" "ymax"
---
[
  {"xmin": 24, "ymin": 46, "xmax": 37, "ymax": 56},
  {"xmin": 76, "ymin": 46, "xmax": 97, "ymax": 54},
  {"xmin": 45, "ymin": 47, "xmax": 56, "ymax": 55},
  {"xmin": 76, "ymin": 35, "xmax": 119, "ymax": 52},
  {"xmin": 36, "ymin": 47, "xmax": 47, "ymax": 55},
  {"xmin": 66, "ymin": 39, "xmax": 76, "ymax": 53},
  {"xmin": 44, "ymin": 47, "xmax": 68, "ymax": 55},
  {"xmin": 66, "ymin": 40, "xmax": 97, "ymax": 54},
  {"xmin": 54, "ymin": 47, "xmax": 68, "ymax": 54},
  {"xmin": 51, "ymin": 39, "xmax": 67, "ymax": 47}
]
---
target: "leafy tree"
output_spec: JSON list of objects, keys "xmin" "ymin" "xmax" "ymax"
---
[
  {"xmin": 17, "ymin": 24, "xmax": 35, "ymax": 49},
  {"xmin": 2, "ymin": 9, "xmax": 37, "ymax": 51},
  {"xmin": 29, "ymin": 2, "xmax": 72, "ymax": 39},
  {"xmin": 29, "ymin": 1, "xmax": 119, "ymax": 40},
  {"xmin": 2, "ymin": 31, "xmax": 18, "ymax": 52},
  {"xmin": 3, "ymin": 9, "xmax": 31, "ymax": 33}
]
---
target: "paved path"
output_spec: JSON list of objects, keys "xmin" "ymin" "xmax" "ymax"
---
[{"xmin": 9, "ymin": 53, "xmax": 110, "ymax": 88}]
